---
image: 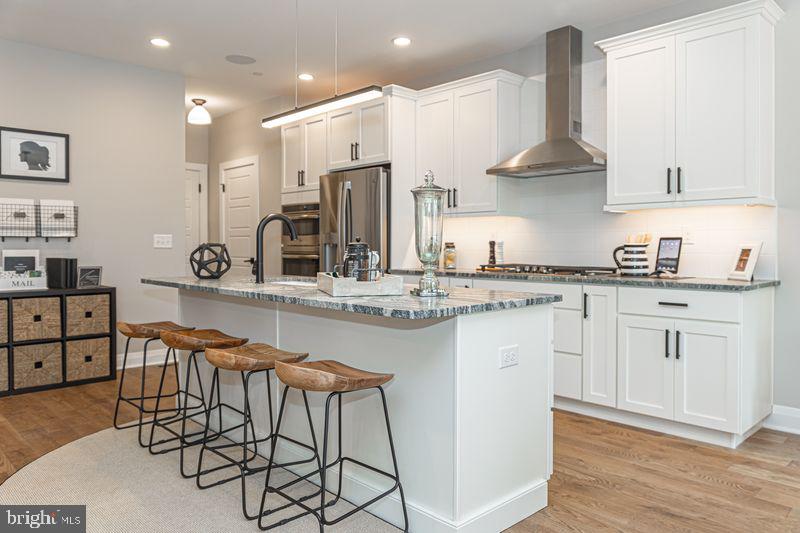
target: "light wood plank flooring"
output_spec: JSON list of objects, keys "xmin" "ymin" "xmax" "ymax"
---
[{"xmin": 1, "ymin": 370, "xmax": 799, "ymax": 532}]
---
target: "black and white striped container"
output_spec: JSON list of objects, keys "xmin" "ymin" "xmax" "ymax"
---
[{"xmin": 613, "ymin": 243, "xmax": 650, "ymax": 276}]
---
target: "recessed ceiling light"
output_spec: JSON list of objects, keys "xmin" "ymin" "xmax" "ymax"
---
[
  {"xmin": 252, "ymin": 71, "xmax": 263, "ymax": 77},
  {"xmin": 298, "ymin": 73, "xmax": 314, "ymax": 81},
  {"xmin": 392, "ymin": 36, "xmax": 412, "ymax": 47},
  {"xmin": 225, "ymin": 54, "xmax": 256, "ymax": 65},
  {"xmin": 150, "ymin": 37, "xmax": 170, "ymax": 48}
]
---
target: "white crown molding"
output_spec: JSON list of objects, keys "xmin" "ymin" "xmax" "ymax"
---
[
  {"xmin": 595, "ymin": 0, "xmax": 784, "ymax": 53},
  {"xmin": 382, "ymin": 84, "xmax": 418, "ymax": 100},
  {"xmin": 418, "ymin": 69, "xmax": 526, "ymax": 96}
]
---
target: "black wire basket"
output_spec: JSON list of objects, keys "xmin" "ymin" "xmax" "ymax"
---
[{"xmin": 0, "ymin": 202, "xmax": 79, "ymax": 242}]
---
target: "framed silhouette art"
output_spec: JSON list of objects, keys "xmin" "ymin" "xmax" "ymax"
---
[{"xmin": 0, "ymin": 127, "xmax": 69, "ymax": 183}]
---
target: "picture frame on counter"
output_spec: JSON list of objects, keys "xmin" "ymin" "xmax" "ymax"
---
[
  {"xmin": 1, "ymin": 248, "xmax": 39, "ymax": 273},
  {"xmin": 0, "ymin": 127, "xmax": 70, "ymax": 183},
  {"xmin": 77, "ymin": 265, "xmax": 102, "ymax": 288},
  {"xmin": 729, "ymin": 242, "xmax": 762, "ymax": 281}
]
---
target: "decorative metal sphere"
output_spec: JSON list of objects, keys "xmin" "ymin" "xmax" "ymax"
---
[{"xmin": 189, "ymin": 243, "xmax": 232, "ymax": 279}]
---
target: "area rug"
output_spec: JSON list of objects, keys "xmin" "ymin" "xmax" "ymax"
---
[{"xmin": 0, "ymin": 426, "xmax": 399, "ymax": 532}]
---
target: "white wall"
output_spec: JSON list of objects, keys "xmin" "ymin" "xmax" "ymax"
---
[
  {"xmin": 186, "ymin": 123, "xmax": 209, "ymax": 164},
  {"xmin": 0, "ymin": 38, "xmax": 187, "ymax": 352}
]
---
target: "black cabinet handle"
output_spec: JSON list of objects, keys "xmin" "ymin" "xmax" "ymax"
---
[
  {"xmin": 583, "ymin": 293, "xmax": 589, "ymax": 319},
  {"xmin": 301, "ymin": 170, "xmax": 305, "ymax": 186},
  {"xmin": 350, "ymin": 143, "xmax": 355, "ymax": 161},
  {"xmin": 667, "ymin": 168, "xmax": 672, "ymax": 194},
  {"xmin": 34, "ymin": 361, "xmax": 43, "ymax": 369},
  {"xmin": 453, "ymin": 188, "xmax": 458, "ymax": 207},
  {"xmin": 447, "ymin": 188, "xmax": 452, "ymax": 208},
  {"xmin": 33, "ymin": 314, "xmax": 42, "ymax": 322},
  {"xmin": 665, "ymin": 329, "xmax": 670, "ymax": 358},
  {"xmin": 658, "ymin": 301, "xmax": 688, "ymax": 308},
  {"xmin": 84, "ymin": 311, "xmax": 93, "ymax": 318},
  {"xmin": 84, "ymin": 355, "xmax": 93, "ymax": 363},
  {"xmin": 677, "ymin": 167, "xmax": 682, "ymax": 193},
  {"xmin": 355, "ymin": 142, "xmax": 360, "ymax": 160},
  {"xmin": 676, "ymin": 330, "xmax": 681, "ymax": 360}
]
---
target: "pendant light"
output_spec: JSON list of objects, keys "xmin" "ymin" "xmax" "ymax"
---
[
  {"xmin": 262, "ymin": 0, "xmax": 382, "ymax": 129},
  {"xmin": 187, "ymin": 98, "xmax": 212, "ymax": 125}
]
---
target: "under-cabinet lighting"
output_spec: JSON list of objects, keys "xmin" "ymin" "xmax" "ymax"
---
[{"xmin": 261, "ymin": 85, "xmax": 382, "ymax": 128}]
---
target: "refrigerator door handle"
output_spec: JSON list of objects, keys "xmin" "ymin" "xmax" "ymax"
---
[{"xmin": 337, "ymin": 180, "xmax": 353, "ymax": 264}]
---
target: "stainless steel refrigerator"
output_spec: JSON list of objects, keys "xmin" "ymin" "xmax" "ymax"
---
[{"xmin": 319, "ymin": 166, "xmax": 389, "ymax": 272}]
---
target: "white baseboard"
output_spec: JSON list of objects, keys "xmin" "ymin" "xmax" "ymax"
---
[
  {"xmin": 116, "ymin": 348, "xmax": 171, "ymax": 371},
  {"xmin": 764, "ymin": 405, "xmax": 800, "ymax": 435}
]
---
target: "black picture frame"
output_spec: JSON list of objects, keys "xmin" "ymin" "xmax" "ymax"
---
[
  {"xmin": 655, "ymin": 237, "xmax": 683, "ymax": 274},
  {"xmin": 77, "ymin": 266, "xmax": 102, "ymax": 288},
  {"xmin": 0, "ymin": 126, "xmax": 70, "ymax": 183}
]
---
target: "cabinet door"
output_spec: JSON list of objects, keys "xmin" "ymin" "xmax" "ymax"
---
[
  {"xmin": 607, "ymin": 36, "xmax": 676, "ymax": 205},
  {"xmin": 416, "ymin": 92, "xmax": 454, "ymax": 197},
  {"xmin": 281, "ymin": 122, "xmax": 302, "ymax": 193},
  {"xmin": 453, "ymin": 81, "xmax": 497, "ymax": 213},
  {"xmin": 356, "ymin": 98, "xmax": 389, "ymax": 166},
  {"xmin": 328, "ymin": 107, "xmax": 359, "ymax": 170},
  {"xmin": 674, "ymin": 320, "xmax": 740, "ymax": 432},
  {"xmin": 675, "ymin": 19, "xmax": 758, "ymax": 201},
  {"xmin": 582, "ymin": 286, "xmax": 618, "ymax": 407},
  {"xmin": 302, "ymin": 114, "xmax": 327, "ymax": 190},
  {"xmin": 617, "ymin": 315, "xmax": 674, "ymax": 419}
]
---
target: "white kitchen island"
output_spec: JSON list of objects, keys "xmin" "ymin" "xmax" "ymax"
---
[{"xmin": 141, "ymin": 275, "xmax": 560, "ymax": 533}]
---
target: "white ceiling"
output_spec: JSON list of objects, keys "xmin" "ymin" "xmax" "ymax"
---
[{"xmin": 0, "ymin": 0, "xmax": 688, "ymax": 117}]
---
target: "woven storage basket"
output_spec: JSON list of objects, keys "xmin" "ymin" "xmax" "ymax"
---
[
  {"xmin": 66, "ymin": 294, "xmax": 110, "ymax": 336},
  {"xmin": 0, "ymin": 348, "xmax": 7, "ymax": 392},
  {"xmin": 12, "ymin": 297, "xmax": 62, "ymax": 341},
  {"xmin": 0, "ymin": 300, "xmax": 7, "ymax": 344},
  {"xmin": 13, "ymin": 342, "xmax": 62, "ymax": 389},
  {"xmin": 66, "ymin": 338, "xmax": 110, "ymax": 382}
]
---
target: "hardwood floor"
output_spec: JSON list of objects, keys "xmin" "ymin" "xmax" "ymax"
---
[{"xmin": 2, "ymin": 372, "xmax": 799, "ymax": 532}]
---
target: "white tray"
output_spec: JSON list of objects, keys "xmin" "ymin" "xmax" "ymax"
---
[
  {"xmin": 317, "ymin": 272, "xmax": 404, "ymax": 297},
  {"xmin": 0, "ymin": 273, "xmax": 48, "ymax": 291}
]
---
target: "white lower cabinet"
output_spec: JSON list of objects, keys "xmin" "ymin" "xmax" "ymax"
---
[{"xmin": 582, "ymin": 286, "xmax": 618, "ymax": 407}]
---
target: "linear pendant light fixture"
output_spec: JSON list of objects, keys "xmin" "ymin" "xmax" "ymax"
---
[{"xmin": 262, "ymin": 0, "xmax": 381, "ymax": 129}]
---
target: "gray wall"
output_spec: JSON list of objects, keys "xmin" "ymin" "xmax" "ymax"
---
[
  {"xmin": 407, "ymin": 0, "xmax": 800, "ymax": 409},
  {"xmin": 207, "ymin": 95, "xmax": 292, "ymax": 277},
  {"xmin": 185, "ymin": 123, "xmax": 209, "ymax": 164},
  {"xmin": 0, "ymin": 38, "xmax": 186, "ymax": 353}
]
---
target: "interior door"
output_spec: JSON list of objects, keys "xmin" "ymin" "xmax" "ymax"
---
[
  {"xmin": 416, "ymin": 92, "xmax": 454, "ymax": 201},
  {"xmin": 674, "ymin": 320, "xmax": 740, "ymax": 432},
  {"xmin": 282, "ymin": 122, "xmax": 302, "ymax": 193},
  {"xmin": 303, "ymin": 114, "xmax": 326, "ymax": 190},
  {"xmin": 582, "ymin": 286, "xmax": 618, "ymax": 407},
  {"xmin": 675, "ymin": 18, "xmax": 758, "ymax": 201},
  {"xmin": 617, "ymin": 315, "xmax": 674, "ymax": 420},
  {"xmin": 607, "ymin": 36, "xmax": 676, "ymax": 205},
  {"xmin": 184, "ymin": 163, "xmax": 207, "ymax": 274},
  {"xmin": 356, "ymin": 98, "xmax": 389, "ymax": 166},
  {"xmin": 220, "ymin": 156, "xmax": 260, "ymax": 277},
  {"xmin": 328, "ymin": 107, "xmax": 359, "ymax": 170},
  {"xmin": 453, "ymin": 81, "xmax": 497, "ymax": 213}
]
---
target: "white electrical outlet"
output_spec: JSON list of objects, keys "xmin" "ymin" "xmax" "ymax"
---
[
  {"xmin": 498, "ymin": 345, "xmax": 519, "ymax": 369},
  {"xmin": 153, "ymin": 234, "xmax": 173, "ymax": 249}
]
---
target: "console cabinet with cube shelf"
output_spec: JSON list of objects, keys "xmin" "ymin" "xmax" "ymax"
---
[{"xmin": 0, "ymin": 286, "xmax": 116, "ymax": 396}]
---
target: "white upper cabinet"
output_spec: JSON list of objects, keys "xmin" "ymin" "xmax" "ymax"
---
[
  {"xmin": 415, "ymin": 71, "xmax": 523, "ymax": 215},
  {"xmin": 281, "ymin": 114, "xmax": 326, "ymax": 193},
  {"xmin": 598, "ymin": 0, "xmax": 782, "ymax": 209},
  {"xmin": 327, "ymin": 97, "xmax": 389, "ymax": 171}
]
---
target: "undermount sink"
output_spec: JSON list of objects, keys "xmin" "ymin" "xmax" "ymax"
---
[{"xmin": 270, "ymin": 280, "xmax": 317, "ymax": 287}]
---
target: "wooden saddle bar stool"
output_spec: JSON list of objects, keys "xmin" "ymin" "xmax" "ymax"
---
[
  {"xmin": 196, "ymin": 343, "xmax": 319, "ymax": 520},
  {"xmin": 114, "ymin": 321, "xmax": 194, "ymax": 447},
  {"xmin": 150, "ymin": 328, "xmax": 247, "ymax": 478},
  {"xmin": 258, "ymin": 360, "xmax": 409, "ymax": 532}
]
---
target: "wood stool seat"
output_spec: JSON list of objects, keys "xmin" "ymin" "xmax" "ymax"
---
[
  {"xmin": 160, "ymin": 329, "xmax": 248, "ymax": 351},
  {"xmin": 205, "ymin": 343, "xmax": 308, "ymax": 372},
  {"xmin": 117, "ymin": 321, "xmax": 194, "ymax": 339},
  {"xmin": 275, "ymin": 360, "xmax": 393, "ymax": 393}
]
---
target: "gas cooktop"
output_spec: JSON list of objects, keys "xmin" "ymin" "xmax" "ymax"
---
[{"xmin": 477, "ymin": 264, "xmax": 617, "ymax": 276}]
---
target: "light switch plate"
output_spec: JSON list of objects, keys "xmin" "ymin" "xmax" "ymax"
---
[
  {"xmin": 499, "ymin": 344, "xmax": 519, "ymax": 369},
  {"xmin": 153, "ymin": 234, "xmax": 173, "ymax": 249}
]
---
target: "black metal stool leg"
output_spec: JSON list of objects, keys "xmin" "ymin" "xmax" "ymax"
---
[
  {"xmin": 135, "ymin": 338, "xmax": 153, "ymax": 446},
  {"xmin": 112, "ymin": 337, "xmax": 132, "ymax": 429},
  {"xmin": 148, "ymin": 347, "xmax": 184, "ymax": 452},
  {"xmin": 378, "ymin": 386, "xmax": 409, "ymax": 532},
  {"xmin": 180, "ymin": 350, "xmax": 208, "ymax": 478}
]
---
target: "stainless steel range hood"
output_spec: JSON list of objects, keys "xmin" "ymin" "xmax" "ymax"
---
[{"xmin": 487, "ymin": 26, "xmax": 606, "ymax": 178}]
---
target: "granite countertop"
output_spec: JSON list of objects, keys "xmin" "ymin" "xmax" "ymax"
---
[
  {"xmin": 391, "ymin": 268, "xmax": 780, "ymax": 292},
  {"xmin": 141, "ymin": 275, "xmax": 562, "ymax": 320}
]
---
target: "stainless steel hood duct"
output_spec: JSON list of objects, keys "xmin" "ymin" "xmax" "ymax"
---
[{"xmin": 487, "ymin": 26, "xmax": 606, "ymax": 178}]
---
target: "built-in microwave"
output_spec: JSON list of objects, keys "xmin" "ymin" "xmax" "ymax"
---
[{"xmin": 281, "ymin": 203, "xmax": 319, "ymax": 276}]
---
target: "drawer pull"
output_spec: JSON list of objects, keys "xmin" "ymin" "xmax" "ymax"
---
[
  {"xmin": 665, "ymin": 329, "xmax": 670, "ymax": 358},
  {"xmin": 583, "ymin": 293, "xmax": 589, "ymax": 319},
  {"xmin": 33, "ymin": 314, "xmax": 42, "ymax": 322},
  {"xmin": 84, "ymin": 355, "xmax": 93, "ymax": 363},
  {"xmin": 85, "ymin": 311, "xmax": 93, "ymax": 318},
  {"xmin": 34, "ymin": 361, "xmax": 43, "ymax": 369},
  {"xmin": 658, "ymin": 301, "xmax": 688, "ymax": 308},
  {"xmin": 676, "ymin": 330, "xmax": 681, "ymax": 360}
]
